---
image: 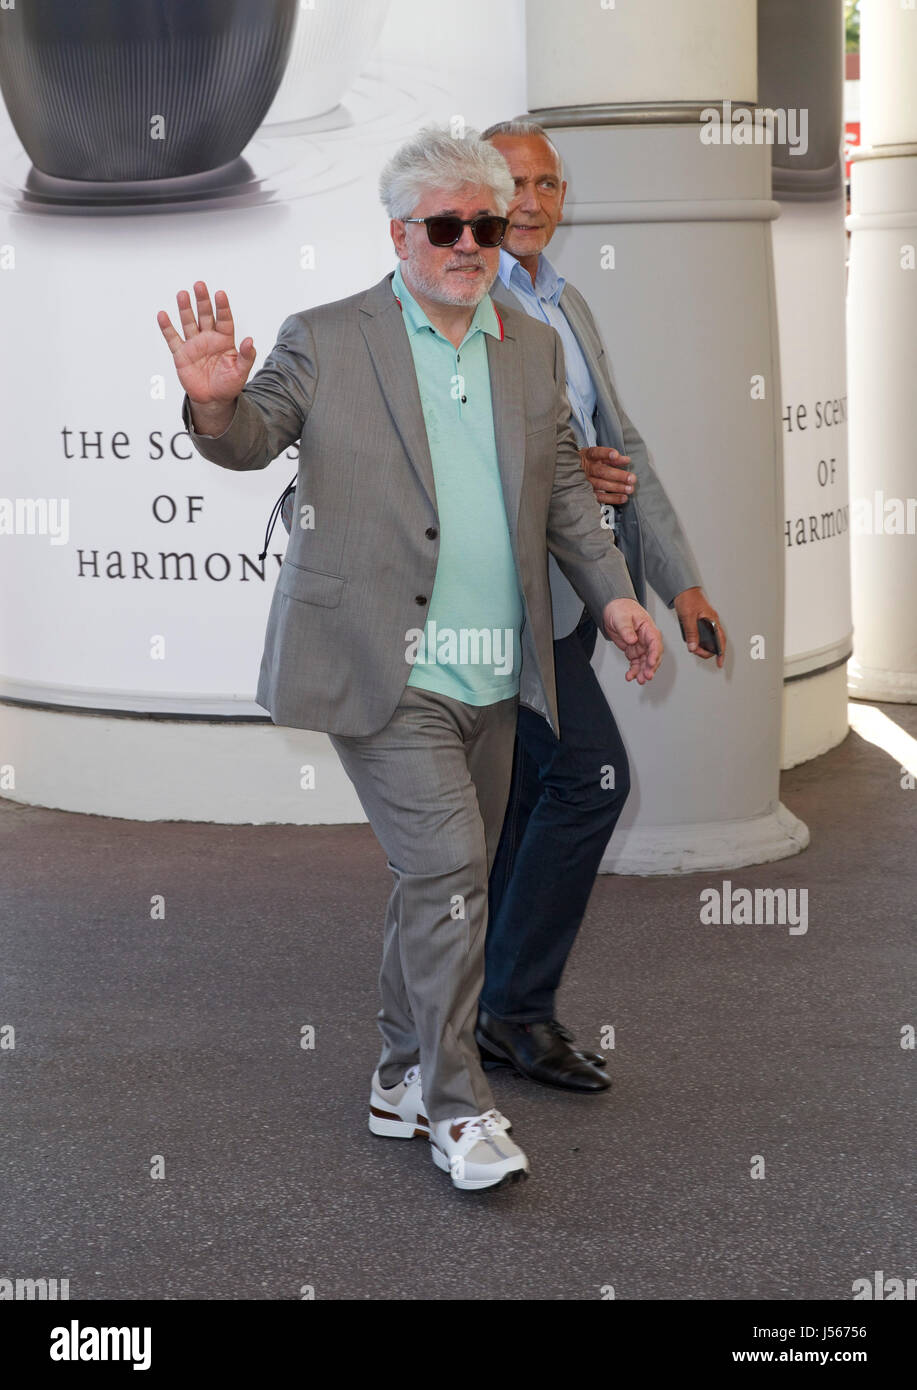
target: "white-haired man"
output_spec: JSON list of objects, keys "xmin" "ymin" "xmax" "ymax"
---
[
  {"xmin": 477, "ymin": 120, "xmax": 726, "ymax": 1093},
  {"xmin": 158, "ymin": 127, "xmax": 663, "ymax": 1193}
]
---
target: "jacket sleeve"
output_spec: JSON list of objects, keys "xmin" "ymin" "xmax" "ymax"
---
[
  {"xmin": 545, "ymin": 330, "xmax": 638, "ymax": 626},
  {"xmin": 181, "ymin": 312, "xmax": 318, "ymax": 471},
  {"xmin": 567, "ymin": 285, "xmax": 703, "ymax": 606},
  {"xmin": 605, "ymin": 369, "xmax": 703, "ymax": 606}
]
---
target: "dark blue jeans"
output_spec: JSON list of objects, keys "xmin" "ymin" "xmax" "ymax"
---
[{"xmin": 482, "ymin": 611, "xmax": 631, "ymax": 1023}]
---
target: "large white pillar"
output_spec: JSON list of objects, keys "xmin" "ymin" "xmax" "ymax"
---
[
  {"xmin": 847, "ymin": 0, "xmax": 917, "ymax": 702},
  {"xmin": 758, "ymin": 0, "xmax": 853, "ymax": 767},
  {"xmin": 526, "ymin": 0, "xmax": 809, "ymax": 872}
]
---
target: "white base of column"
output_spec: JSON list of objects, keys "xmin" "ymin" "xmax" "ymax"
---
[
  {"xmin": 0, "ymin": 703, "xmax": 365, "ymax": 824},
  {"xmin": 600, "ymin": 802, "xmax": 809, "ymax": 877},
  {"xmin": 2, "ymin": 703, "xmax": 814, "ymax": 878},
  {"xmin": 847, "ymin": 662, "xmax": 917, "ymax": 704},
  {"xmin": 781, "ymin": 666, "xmax": 850, "ymax": 769}
]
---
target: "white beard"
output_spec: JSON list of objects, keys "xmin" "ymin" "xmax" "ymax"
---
[{"xmin": 404, "ymin": 256, "xmax": 498, "ymax": 308}]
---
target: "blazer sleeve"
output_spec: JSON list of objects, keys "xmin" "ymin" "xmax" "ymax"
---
[
  {"xmin": 181, "ymin": 312, "xmax": 318, "ymax": 471},
  {"xmin": 545, "ymin": 330, "xmax": 637, "ymax": 624},
  {"xmin": 605, "ymin": 368, "xmax": 703, "ymax": 606},
  {"xmin": 566, "ymin": 285, "xmax": 704, "ymax": 606}
]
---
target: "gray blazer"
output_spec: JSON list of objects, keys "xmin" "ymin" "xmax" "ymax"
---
[
  {"xmin": 181, "ymin": 272, "xmax": 637, "ymax": 738},
  {"xmin": 490, "ymin": 276, "xmax": 702, "ymax": 611}
]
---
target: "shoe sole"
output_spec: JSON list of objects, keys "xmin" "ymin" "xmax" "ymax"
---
[
  {"xmin": 477, "ymin": 1035, "xmax": 611, "ymax": 1093},
  {"xmin": 368, "ymin": 1103, "xmax": 429, "ymax": 1140},
  {"xmin": 480, "ymin": 1050, "xmax": 511, "ymax": 1073},
  {"xmin": 430, "ymin": 1143, "xmax": 530, "ymax": 1191}
]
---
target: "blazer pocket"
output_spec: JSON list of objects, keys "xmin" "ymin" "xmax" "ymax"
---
[
  {"xmin": 525, "ymin": 421, "xmax": 554, "ymax": 441},
  {"xmin": 277, "ymin": 561, "xmax": 346, "ymax": 608}
]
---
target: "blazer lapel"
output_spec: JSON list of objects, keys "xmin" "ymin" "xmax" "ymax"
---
[
  {"xmin": 558, "ymin": 284, "xmax": 646, "ymax": 599},
  {"xmin": 557, "ymin": 284, "xmax": 625, "ymax": 452},
  {"xmin": 496, "ymin": 272, "xmax": 626, "ymax": 460},
  {"xmin": 359, "ymin": 275, "xmax": 437, "ymax": 514},
  {"xmin": 359, "ymin": 275, "xmax": 525, "ymax": 535},
  {"xmin": 485, "ymin": 313, "xmax": 525, "ymax": 539}
]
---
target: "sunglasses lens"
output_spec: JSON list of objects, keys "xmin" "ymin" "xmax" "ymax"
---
[
  {"xmin": 426, "ymin": 217, "xmax": 463, "ymax": 246},
  {"xmin": 422, "ymin": 216, "xmax": 507, "ymax": 247},
  {"xmin": 473, "ymin": 217, "xmax": 506, "ymax": 248}
]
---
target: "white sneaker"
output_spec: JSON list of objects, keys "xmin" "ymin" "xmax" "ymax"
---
[
  {"xmin": 369, "ymin": 1066, "xmax": 512, "ymax": 1140},
  {"xmin": 368, "ymin": 1064, "xmax": 429, "ymax": 1139},
  {"xmin": 429, "ymin": 1113, "xmax": 529, "ymax": 1191}
]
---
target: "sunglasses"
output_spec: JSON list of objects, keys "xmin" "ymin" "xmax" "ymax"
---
[{"xmin": 402, "ymin": 215, "xmax": 509, "ymax": 248}]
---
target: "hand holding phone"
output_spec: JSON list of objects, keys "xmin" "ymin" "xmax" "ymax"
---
[{"xmin": 678, "ymin": 615, "xmax": 722, "ymax": 658}]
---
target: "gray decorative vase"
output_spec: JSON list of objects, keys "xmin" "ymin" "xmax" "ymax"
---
[{"xmin": 0, "ymin": 0, "xmax": 298, "ymax": 182}]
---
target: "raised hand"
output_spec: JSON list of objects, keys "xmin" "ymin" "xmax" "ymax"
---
[{"xmin": 157, "ymin": 281, "xmax": 255, "ymax": 405}]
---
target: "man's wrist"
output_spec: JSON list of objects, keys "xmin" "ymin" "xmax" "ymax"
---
[
  {"xmin": 673, "ymin": 585, "xmax": 703, "ymax": 607},
  {"xmin": 188, "ymin": 397, "xmax": 237, "ymax": 438}
]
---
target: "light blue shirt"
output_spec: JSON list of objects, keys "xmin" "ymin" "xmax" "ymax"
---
[
  {"xmin": 497, "ymin": 248, "xmax": 597, "ymax": 452},
  {"xmin": 392, "ymin": 262, "xmax": 523, "ymax": 705},
  {"xmin": 498, "ymin": 248, "xmax": 611, "ymax": 637}
]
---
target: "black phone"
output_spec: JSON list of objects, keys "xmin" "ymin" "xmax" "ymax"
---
[
  {"xmin": 678, "ymin": 615, "xmax": 722, "ymax": 657},
  {"xmin": 697, "ymin": 617, "xmax": 722, "ymax": 657}
]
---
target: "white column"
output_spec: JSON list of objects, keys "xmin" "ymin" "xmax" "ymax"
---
[
  {"xmin": 758, "ymin": 0, "xmax": 853, "ymax": 767},
  {"xmin": 847, "ymin": 0, "xmax": 917, "ymax": 702},
  {"xmin": 527, "ymin": 0, "xmax": 808, "ymax": 872}
]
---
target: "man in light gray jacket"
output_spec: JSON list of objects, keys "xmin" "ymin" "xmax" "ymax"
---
[{"xmin": 158, "ymin": 127, "xmax": 663, "ymax": 1193}]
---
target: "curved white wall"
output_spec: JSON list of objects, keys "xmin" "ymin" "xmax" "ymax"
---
[{"xmin": 847, "ymin": 0, "xmax": 917, "ymax": 702}]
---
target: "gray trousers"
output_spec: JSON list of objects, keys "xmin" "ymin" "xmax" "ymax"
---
[{"xmin": 330, "ymin": 684, "xmax": 518, "ymax": 1122}]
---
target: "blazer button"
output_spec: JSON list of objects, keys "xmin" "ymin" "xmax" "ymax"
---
[
  {"xmin": 425, "ymin": 526, "xmax": 438, "ymax": 539},
  {"xmin": 415, "ymin": 594, "xmax": 428, "ymax": 605}
]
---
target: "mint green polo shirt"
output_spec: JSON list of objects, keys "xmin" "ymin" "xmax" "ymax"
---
[{"xmin": 392, "ymin": 263, "xmax": 523, "ymax": 705}]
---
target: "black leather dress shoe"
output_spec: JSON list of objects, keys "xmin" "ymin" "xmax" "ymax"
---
[
  {"xmin": 476, "ymin": 1007, "xmax": 611, "ymax": 1093},
  {"xmin": 549, "ymin": 1019, "xmax": 607, "ymax": 1069}
]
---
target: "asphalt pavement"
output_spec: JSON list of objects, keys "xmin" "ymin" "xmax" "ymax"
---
[{"xmin": 1, "ymin": 701, "xmax": 914, "ymax": 1300}]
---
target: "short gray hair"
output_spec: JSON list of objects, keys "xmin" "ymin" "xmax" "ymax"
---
[
  {"xmin": 379, "ymin": 125, "xmax": 515, "ymax": 219},
  {"xmin": 481, "ymin": 118, "xmax": 563, "ymax": 175}
]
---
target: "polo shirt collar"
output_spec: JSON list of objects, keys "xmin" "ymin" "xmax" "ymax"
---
[{"xmin": 392, "ymin": 263, "xmax": 502, "ymax": 341}]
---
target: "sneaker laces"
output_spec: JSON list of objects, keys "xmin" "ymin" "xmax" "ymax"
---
[{"xmin": 457, "ymin": 1113, "xmax": 501, "ymax": 1142}]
